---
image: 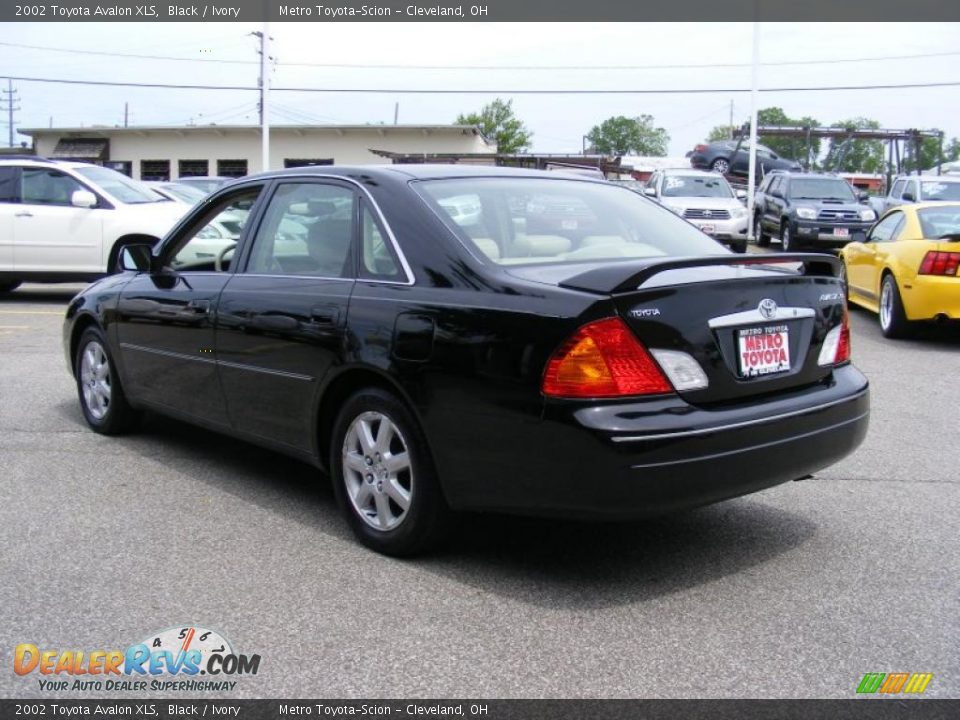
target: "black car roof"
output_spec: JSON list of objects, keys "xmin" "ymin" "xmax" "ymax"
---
[{"xmin": 256, "ymin": 164, "xmax": 597, "ymax": 182}]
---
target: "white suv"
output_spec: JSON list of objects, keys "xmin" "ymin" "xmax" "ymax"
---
[{"xmin": 0, "ymin": 158, "xmax": 188, "ymax": 292}]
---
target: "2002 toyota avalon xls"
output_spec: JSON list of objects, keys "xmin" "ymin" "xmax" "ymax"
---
[{"xmin": 63, "ymin": 166, "xmax": 869, "ymax": 555}]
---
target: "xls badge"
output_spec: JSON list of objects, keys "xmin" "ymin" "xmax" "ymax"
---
[{"xmin": 13, "ymin": 625, "xmax": 261, "ymax": 693}]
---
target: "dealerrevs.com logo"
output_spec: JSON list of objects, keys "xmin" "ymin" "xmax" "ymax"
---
[{"xmin": 14, "ymin": 626, "xmax": 261, "ymax": 692}]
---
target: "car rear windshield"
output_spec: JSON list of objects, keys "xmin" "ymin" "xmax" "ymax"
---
[
  {"xmin": 75, "ymin": 166, "xmax": 163, "ymax": 204},
  {"xmin": 917, "ymin": 206, "xmax": 960, "ymax": 238},
  {"xmin": 920, "ymin": 181, "xmax": 960, "ymax": 202},
  {"xmin": 416, "ymin": 177, "xmax": 727, "ymax": 266},
  {"xmin": 662, "ymin": 175, "xmax": 734, "ymax": 198},
  {"xmin": 787, "ymin": 178, "xmax": 856, "ymax": 201}
]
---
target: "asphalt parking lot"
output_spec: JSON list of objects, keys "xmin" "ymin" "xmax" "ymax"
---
[{"xmin": 1, "ymin": 279, "xmax": 958, "ymax": 700}]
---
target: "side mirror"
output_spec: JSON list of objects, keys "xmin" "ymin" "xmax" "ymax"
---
[
  {"xmin": 118, "ymin": 243, "xmax": 155, "ymax": 273},
  {"xmin": 643, "ymin": 187, "xmax": 657, "ymax": 197},
  {"xmin": 71, "ymin": 190, "xmax": 97, "ymax": 208},
  {"xmin": 901, "ymin": 191, "xmax": 915, "ymax": 202},
  {"xmin": 736, "ymin": 189, "xmax": 747, "ymax": 199},
  {"xmin": 857, "ymin": 191, "xmax": 869, "ymax": 202},
  {"xmin": 770, "ymin": 189, "xmax": 783, "ymax": 199}
]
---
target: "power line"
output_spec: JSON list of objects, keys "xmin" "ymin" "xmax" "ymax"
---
[
  {"xmin": 1, "ymin": 40, "xmax": 960, "ymax": 71},
  {"xmin": 5, "ymin": 74, "xmax": 960, "ymax": 95}
]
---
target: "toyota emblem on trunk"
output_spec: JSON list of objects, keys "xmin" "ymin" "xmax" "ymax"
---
[{"xmin": 759, "ymin": 298, "xmax": 778, "ymax": 319}]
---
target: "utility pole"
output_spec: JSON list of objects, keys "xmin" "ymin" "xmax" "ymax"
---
[
  {"xmin": 2, "ymin": 79, "xmax": 21, "ymax": 147},
  {"xmin": 746, "ymin": 22, "xmax": 760, "ymax": 240},
  {"xmin": 729, "ymin": 100, "xmax": 734, "ymax": 140},
  {"xmin": 250, "ymin": 26, "xmax": 273, "ymax": 171},
  {"xmin": 394, "ymin": 102, "xmax": 399, "ymax": 125},
  {"xmin": 124, "ymin": 102, "xmax": 129, "ymax": 128}
]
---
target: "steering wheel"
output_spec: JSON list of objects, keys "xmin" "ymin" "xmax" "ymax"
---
[{"xmin": 215, "ymin": 242, "xmax": 238, "ymax": 272}]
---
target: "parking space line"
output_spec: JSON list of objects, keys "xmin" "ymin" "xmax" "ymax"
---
[{"xmin": 0, "ymin": 310, "xmax": 64, "ymax": 315}]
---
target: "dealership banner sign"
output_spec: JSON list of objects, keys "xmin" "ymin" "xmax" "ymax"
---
[
  {"xmin": 3, "ymin": 0, "xmax": 960, "ymax": 22},
  {"xmin": 1, "ymin": 700, "xmax": 960, "ymax": 719}
]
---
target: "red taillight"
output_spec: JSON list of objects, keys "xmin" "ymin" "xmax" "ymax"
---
[
  {"xmin": 919, "ymin": 251, "xmax": 960, "ymax": 276},
  {"xmin": 836, "ymin": 310, "xmax": 851, "ymax": 364},
  {"xmin": 694, "ymin": 144, "xmax": 708, "ymax": 153},
  {"xmin": 542, "ymin": 317, "xmax": 673, "ymax": 398}
]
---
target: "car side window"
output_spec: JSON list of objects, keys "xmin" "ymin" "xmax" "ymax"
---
[
  {"xmin": 768, "ymin": 177, "xmax": 781, "ymax": 195},
  {"xmin": 0, "ymin": 167, "xmax": 17, "ymax": 203},
  {"xmin": 246, "ymin": 182, "xmax": 356, "ymax": 278},
  {"xmin": 359, "ymin": 203, "xmax": 401, "ymax": 280},
  {"xmin": 168, "ymin": 187, "xmax": 262, "ymax": 272},
  {"xmin": 890, "ymin": 179, "xmax": 905, "ymax": 198},
  {"xmin": 21, "ymin": 168, "xmax": 85, "ymax": 206},
  {"xmin": 869, "ymin": 213, "xmax": 903, "ymax": 243}
]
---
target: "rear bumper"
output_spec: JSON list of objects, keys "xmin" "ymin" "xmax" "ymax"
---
[
  {"xmin": 903, "ymin": 275, "xmax": 960, "ymax": 320},
  {"xmin": 442, "ymin": 365, "xmax": 869, "ymax": 518}
]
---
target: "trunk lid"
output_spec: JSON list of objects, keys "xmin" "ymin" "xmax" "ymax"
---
[{"xmin": 515, "ymin": 254, "xmax": 846, "ymax": 405}]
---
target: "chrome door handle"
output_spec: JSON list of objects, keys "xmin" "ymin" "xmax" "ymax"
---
[{"xmin": 14, "ymin": 211, "xmax": 33, "ymax": 218}]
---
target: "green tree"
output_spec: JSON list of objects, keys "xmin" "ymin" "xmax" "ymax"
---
[
  {"xmin": 825, "ymin": 117, "xmax": 885, "ymax": 173},
  {"xmin": 707, "ymin": 124, "xmax": 734, "ymax": 142},
  {"xmin": 456, "ymin": 98, "xmax": 532, "ymax": 154},
  {"xmin": 901, "ymin": 134, "xmax": 951, "ymax": 173},
  {"xmin": 586, "ymin": 115, "xmax": 669, "ymax": 156},
  {"xmin": 756, "ymin": 107, "xmax": 821, "ymax": 167}
]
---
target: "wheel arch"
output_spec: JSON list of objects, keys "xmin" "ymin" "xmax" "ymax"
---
[
  {"xmin": 315, "ymin": 366, "xmax": 430, "ymax": 474},
  {"xmin": 68, "ymin": 313, "xmax": 101, "ymax": 377}
]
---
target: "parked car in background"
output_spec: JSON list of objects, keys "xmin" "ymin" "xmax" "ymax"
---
[
  {"xmin": 175, "ymin": 176, "xmax": 232, "ymax": 194},
  {"xmin": 870, "ymin": 174, "xmax": 960, "ymax": 216},
  {"xmin": 64, "ymin": 165, "xmax": 868, "ymax": 556},
  {"xmin": 644, "ymin": 169, "xmax": 749, "ymax": 252},
  {"xmin": 146, "ymin": 181, "xmax": 209, "ymax": 206},
  {"xmin": 840, "ymin": 202, "xmax": 960, "ymax": 338},
  {"xmin": 752, "ymin": 171, "xmax": 876, "ymax": 251},
  {"xmin": 0, "ymin": 158, "xmax": 188, "ymax": 292},
  {"xmin": 689, "ymin": 140, "xmax": 803, "ymax": 177}
]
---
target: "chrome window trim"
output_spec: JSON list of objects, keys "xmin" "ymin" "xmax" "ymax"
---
[
  {"xmin": 707, "ymin": 305, "xmax": 815, "ymax": 329},
  {"xmin": 242, "ymin": 174, "xmax": 416, "ymax": 286}
]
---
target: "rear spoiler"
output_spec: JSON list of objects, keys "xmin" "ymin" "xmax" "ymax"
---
[{"xmin": 558, "ymin": 253, "xmax": 841, "ymax": 294}]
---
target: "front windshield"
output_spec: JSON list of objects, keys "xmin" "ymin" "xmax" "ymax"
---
[
  {"xmin": 75, "ymin": 166, "xmax": 163, "ymax": 204},
  {"xmin": 662, "ymin": 175, "xmax": 734, "ymax": 198},
  {"xmin": 416, "ymin": 177, "xmax": 727, "ymax": 267},
  {"xmin": 788, "ymin": 178, "xmax": 856, "ymax": 202},
  {"xmin": 160, "ymin": 183, "xmax": 208, "ymax": 205},
  {"xmin": 917, "ymin": 205, "xmax": 960, "ymax": 238},
  {"xmin": 920, "ymin": 182, "xmax": 960, "ymax": 202}
]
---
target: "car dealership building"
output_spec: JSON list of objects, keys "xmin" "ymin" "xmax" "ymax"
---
[{"xmin": 19, "ymin": 123, "xmax": 496, "ymax": 180}]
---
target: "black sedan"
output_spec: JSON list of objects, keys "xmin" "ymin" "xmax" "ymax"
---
[
  {"xmin": 689, "ymin": 140, "xmax": 803, "ymax": 176},
  {"xmin": 64, "ymin": 165, "xmax": 869, "ymax": 555}
]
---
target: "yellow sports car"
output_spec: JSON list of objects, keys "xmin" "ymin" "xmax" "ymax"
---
[{"xmin": 840, "ymin": 201, "xmax": 960, "ymax": 337}]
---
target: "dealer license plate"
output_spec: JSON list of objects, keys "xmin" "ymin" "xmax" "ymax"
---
[
  {"xmin": 696, "ymin": 223, "xmax": 716, "ymax": 234},
  {"xmin": 832, "ymin": 227, "xmax": 849, "ymax": 237},
  {"xmin": 737, "ymin": 325, "xmax": 790, "ymax": 377}
]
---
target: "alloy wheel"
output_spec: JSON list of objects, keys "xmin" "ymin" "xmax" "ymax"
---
[
  {"xmin": 712, "ymin": 159, "xmax": 730, "ymax": 174},
  {"xmin": 879, "ymin": 279, "xmax": 893, "ymax": 331},
  {"xmin": 342, "ymin": 411, "xmax": 413, "ymax": 531},
  {"xmin": 79, "ymin": 341, "xmax": 112, "ymax": 420}
]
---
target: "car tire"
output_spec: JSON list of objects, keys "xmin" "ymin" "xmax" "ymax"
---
[
  {"xmin": 730, "ymin": 238, "xmax": 748, "ymax": 253},
  {"xmin": 711, "ymin": 158, "xmax": 730, "ymax": 174},
  {"xmin": 330, "ymin": 387, "xmax": 451, "ymax": 556},
  {"xmin": 753, "ymin": 214, "xmax": 770, "ymax": 247},
  {"xmin": 838, "ymin": 261, "xmax": 849, "ymax": 302},
  {"xmin": 75, "ymin": 326, "xmax": 140, "ymax": 435},
  {"xmin": 781, "ymin": 222, "xmax": 799, "ymax": 252},
  {"xmin": 879, "ymin": 273, "xmax": 912, "ymax": 339},
  {"xmin": 0, "ymin": 280, "xmax": 21, "ymax": 293}
]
